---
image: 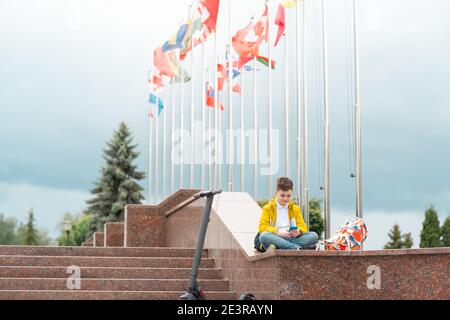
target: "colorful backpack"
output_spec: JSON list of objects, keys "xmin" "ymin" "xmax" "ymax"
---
[{"xmin": 325, "ymin": 217, "xmax": 368, "ymax": 251}]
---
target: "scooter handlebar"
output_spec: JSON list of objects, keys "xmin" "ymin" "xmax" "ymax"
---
[{"xmin": 194, "ymin": 189, "xmax": 222, "ymax": 199}]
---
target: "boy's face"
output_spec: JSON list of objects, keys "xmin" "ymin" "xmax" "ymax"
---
[{"xmin": 276, "ymin": 189, "xmax": 292, "ymax": 206}]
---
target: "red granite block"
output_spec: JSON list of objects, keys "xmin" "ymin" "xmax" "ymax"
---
[
  {"xmin": 0, "ymin": 256, "xmax": 216, "ymax": 268},
  {"xmin": 124, "ymin": 189, "xmax": 202, "ymax": 248},
  {"xmin": 0, "ymin": 278, "xmax": 229, "ymax": 292},
  {"xmin": 0, "ymin": 246, "xmax": 206, "ymax": 258},
  {"xmin": 125, "ymin": 206, "xmax": 165, "ymax": 247},
  {"xmin": 0, "ymin": 290, "xmax": 236, "ymax": 300},
  {"xmin": 93, "ymin": 232, "xmax": 104, "ymax": 247},
  {"xmin": 104, "ymin": 222, "xmax": 124, "ymax": 247},
  {"xmin": 0, "ymin": 266, "xmax": 224, "ymax": 279}
]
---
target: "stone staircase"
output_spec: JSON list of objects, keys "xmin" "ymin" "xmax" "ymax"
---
[{"xmin": 0, "ymin": 246, "xmax": 235, "ymax": 300}]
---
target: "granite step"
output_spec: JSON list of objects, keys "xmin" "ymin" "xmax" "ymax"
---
[
  {"xmin": 0, "ymin": 255, "xmax": 216, "ymax": 268},
  {"xmin": 0, "ymin": 290, "xmax": 237, "ymax": 300},
  {"xmin": 0, "ymin": 266, "xmax": 224, "ymax": 279},
  {"xmin": 0, "ymin": 246, "xmax": 207, "ymax": 258},
  {"xmin": 0, "ymin": 278, "xmax": 230, "ymax": 292}
]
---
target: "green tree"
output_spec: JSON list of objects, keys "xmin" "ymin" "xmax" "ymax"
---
[
  {"xmin": 441, "ymin": 216, "xmax": 450, "ymax": 247},
  {"xmin": 18, "ymin": 209, "xmax": 39, "ymax": 245},
  {"xmin": 0, "ymin": 213, "xmax": 18, "ymax": 245},
  {"xmin": 15, "ymin": 209, "xmax": 51, "ymax": 245},
  {"xmin": 401, "ymin": 232, "xmax": 414, "ymax": 249},
  {"xmin": 86, "ymin": 122, "xmax": 145, "ymax": 232},
  {"xmin": 384, "ymin": 224, "xmax": 403, "ymax": 249},
  {"xmin": 420, "ymin": 206, "xmax": 442, "ymax": 248},
  {"xmin": 57, "ymin": 213, "xmax": 94, "ymax": 246},
  {"xmin": 308, "ymin": 199, "xmax": 325, "ymax": 240}
]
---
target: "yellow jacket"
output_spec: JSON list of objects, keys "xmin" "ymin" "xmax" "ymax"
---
[{"xmin": 258, "ymin": 198, "xmax": 308, "ymax": 234}]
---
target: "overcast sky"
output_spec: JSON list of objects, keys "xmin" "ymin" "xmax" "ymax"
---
[{"xmin": 1, "ymin": 0, "xmax": 449, "ymax": 249}]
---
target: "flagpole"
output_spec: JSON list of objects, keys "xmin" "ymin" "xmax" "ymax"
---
[
  {"xmin": 214, "ymin": 34, "xmax": 219, "ymax": 190},
  {"xmin": 208, "ymin": 68, "xmax": 213, "ymax": 190},
  {"xmin": 201, "ymin": 43, "xmax": 206, "ymax": 190},
  {"xmin": 302, "ymin": 0, "xmax": 310, "ymax": 227},
  {"xmin": 148, "ymin": 101, "xmax": 153, "ymax": 204},
  {"xmin": 170, "ymin": 79, "xmax": 175, "ymax": 194},
  {"xmin": 253, "ymin": 56, "xmax": 258, "ymax": 200},
  {"xmin": 284, "ymin": 20, "xmax": 290, "ymax": 180},
  {"xmin": 296, "ymin": 0, "xmax": 303, "ymax": 211},
  {"xmin": 218, "ymin": 88, "xmax": 222, "ymax": 189},
  {"xmin": 155, "ymin": 94, "xmax": 159, "ymax": 204},
  {"xmin": 190, "ymin": 29, "xmax": 195, "ymax": 189},
  {"xmin": 322, "ymin": 0, "xmax": 330, "ymax": 240},
  {"xmin": 180, "ymin": 59, "xmax": 185, "ymax": 190},
  {"xmin": 227, "ymin": 0, "xmax": 233, "ymax": 192},
  {"xmin": 267, "ymin": 0, "xmax": 273, "ymax": 200},
  {"xmin": 240, "ymin": 64, "xmax": 245, "ymax": 191},
  {"xmin": 353, "ymin": 0, "xmax": 363, "ymax": 219},
  {"xmin": 162, "ymin": 91, "xmax": 167, "ymax": 199}
]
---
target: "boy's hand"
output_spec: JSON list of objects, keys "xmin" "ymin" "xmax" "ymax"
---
[
  {"xmin": 277, "ymin": 230, "xmax": 292, "ymax": 238},
  {"xmin": 290, "ymin": 229, "xmax": 301, "ymax": 237}
]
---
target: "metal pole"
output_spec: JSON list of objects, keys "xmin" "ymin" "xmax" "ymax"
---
[
  {"xmin": 353, "ymin": 0, "xmax": 363, "ymax": 218},
  {"xmin": 240, "ymin": 62, "xmax": 245, "ymax": 191},
  {"xmin": 162, "ymin": 92, "xmax": 167, "ymax": 199},
  {"xmin": 253, "ymin": 56, "xmax": 258, "ymax": 199},
  {"xmin": 302, "ymin": 0, "xmax": 310, "ymax": 227},
  {"xmin": 284, "ymin": 24, "xmax": 289, "ymax": 179},
  {"xmin": 171, "ymin": 79, "xmax": 175, "ymax": 194},
  {"xmin": 190, "ymin": 30, "xmax": 195, "ymax": 189},
  {"xmin": 208, "ymin": 68, "xmax": 213, "ymax": 190},
  {"xmin": 217, "ymin": 89, "xmax": 222, "ymax": 189},
  {"xmin": 148, "ymin": 103, "xmax": 153, "ymax": 204},
  {"xmin": 180, "ymin": 61, "xmax": 185, "ymax": 189},
  {"xmin": 296, "ymin": 0, "xmax": 303, "ymax": 211},
  {"xmin": 322, "ymin": 0, "xmax": 330, "ymax": 240},
  {"xmin": 214, "ymin": 35, "xmax": 219, "ymax": 190},
  {"xmin": 201, "ymin": 43, "xmax": 206, "ymax": 190},
  {"xmin": 155, "ymin": 94, "xmax": 159, "ymax": 204},
  {"xmin": 267, "ymin": 0, "xmax": 273, "ymax": 199},
  {"xmin": 227, "ymin": 0, "xmax": 233, "ymax": 192}
]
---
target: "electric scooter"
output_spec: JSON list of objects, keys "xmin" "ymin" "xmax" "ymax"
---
[{"xmin": 179, "ymin": 189, "xmax": 255, "ymax": 300}]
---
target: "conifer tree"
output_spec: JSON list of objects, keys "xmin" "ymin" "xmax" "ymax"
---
[
  {"xmin": 441, "ymin": 216, "xmax": 450, "ymax": 247},
  {"xmin": 86, "ymin": 122, "xmax": 145, "ymax": 232},
  {"xmin": 420, "ymin": 206, "xmax": 442, "ymax": 248}
]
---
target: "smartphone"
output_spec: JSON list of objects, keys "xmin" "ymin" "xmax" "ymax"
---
[{"xmin": 289, "ymin": 226, "xmax": 298, "ymax": 232}]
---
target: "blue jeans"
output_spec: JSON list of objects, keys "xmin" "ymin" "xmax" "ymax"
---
[{"xmin": 260, "ymin": 231, "xmax": 319, "ymax": 250}]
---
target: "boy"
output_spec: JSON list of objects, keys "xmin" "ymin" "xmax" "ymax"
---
[{"xmin": 258, "ymin": 177, "xmax": 319, "ymax": 250}]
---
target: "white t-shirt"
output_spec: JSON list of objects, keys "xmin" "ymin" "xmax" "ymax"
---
[{"xmin": 275, "ymin": 201, "xmax": 290, "ymax": 232}]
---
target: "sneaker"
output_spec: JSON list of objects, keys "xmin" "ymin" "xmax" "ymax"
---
[{"xmin": 266, "ymin": 244, "xmax": 276, "ymax": 252}]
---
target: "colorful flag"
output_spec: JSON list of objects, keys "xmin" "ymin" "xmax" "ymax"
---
[
  {"xmin": 149, "ymin": 93, "xmax": 164, "ymax": 115},
  {"xmin": 274, "ymin": 3, "xmax": 285, "ymax": 47},
  {"xmin": 232, "ymin": 68, "xmax": 241, "ymax": 79},
  {"xmin": 253, "ymin": 4, "xmax": 269, "ymax": 44},
  {"xmin": 162, "ymin": 23, "xmax": 189, "ymax": 52},
  {"xmin": 174, "ymin": 68, "xmax": 192, "ymax": 83},
  {"xmin": 153, "ymin": 47, "xmax": 180, "ymax": 77},
  {"xmin": 199, "ymin": 0, "xmax": 220, "ymax": 34},
  {"xmin": 256, "ymin": 55, "xmax": 276, "ymax": 69},
  {"xmin": 232, "ymin": 83, "xmax": 241, "ymax": 94},
  {"xmin": 206, "ymin": 82, "xmax": 224, "ymax": 110},
  {"xmin": 232, "ymin": 22, "xmax": 259, "ymax": 59},
  {"xmin": 217, "ymin": 63, "xmax": 227, "ymax": 91},
  {"xmin": 148, "ymin": 70, "xmax": 163, "ymax": 90},
  {"xmin": 281, "ymin": 0, "xmax": 297, "ymax": 9},
  {"xmin": 179, "ymin": 16, "xmax": 204, "ymax": 60},
  {"xmin": 232, "ymin": 5, "xmax": 269, "ymax": 60}
]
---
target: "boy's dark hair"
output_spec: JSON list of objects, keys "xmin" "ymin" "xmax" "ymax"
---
[{"xmin": 276, "ymin": 177, "xmax": 293, "ymax": 192}]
